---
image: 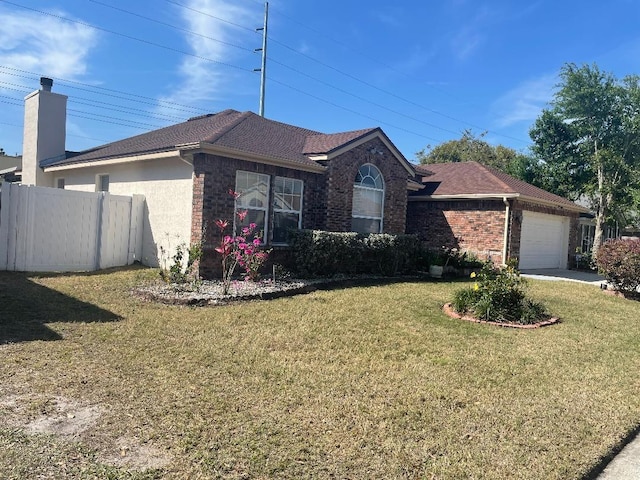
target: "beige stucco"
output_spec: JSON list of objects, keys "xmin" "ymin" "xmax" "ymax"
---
[
  {"xmin": 22, "ymin": 88, "xmax": 67, "ymax": 187},
  {"xmin": 51, "ymin": 156, "xmax": 194, "ymax": 267}
]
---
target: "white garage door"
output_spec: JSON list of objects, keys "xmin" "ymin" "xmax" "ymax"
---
[{"xmin": 519, "ymin": 211, "xmax": 569, "ymax": 269}]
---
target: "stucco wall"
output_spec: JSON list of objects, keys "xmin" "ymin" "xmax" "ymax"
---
[{"xmin": 49, "ymin": 156, "xmax": 193, "ymax": 267}]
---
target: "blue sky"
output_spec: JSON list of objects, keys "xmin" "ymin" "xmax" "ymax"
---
[{"xmin": 2, "ymin": 0, "xmax": 640, "ymax": 162}]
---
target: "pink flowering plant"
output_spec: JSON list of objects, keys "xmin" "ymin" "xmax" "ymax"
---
[{"xmin": 214, "ymin": 191, "xmax": 271, "ymax": 294}]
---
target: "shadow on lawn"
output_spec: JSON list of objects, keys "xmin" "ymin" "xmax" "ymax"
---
[{"xmin": 0, "ymin": 271, "xmax": 122, "ymax": 344}]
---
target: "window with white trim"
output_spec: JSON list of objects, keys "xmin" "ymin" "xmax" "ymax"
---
[
  {"xmin": 235, "ymin": 171, "xmax": 270, "ymax": 241},
  {"xmin": 56, "ymin": 178, "xmax": 65, "ymax": 189},
  {"xmin": 351, "ymin": 164, "xmax": 384, "ymax": 234},
  {"xmin": 96, "ymin": 174, "xmax": 109, "ymax": 192},
  {"xmin": 273, "ymin": 176, "xmax": 303, "ymax": 244}
]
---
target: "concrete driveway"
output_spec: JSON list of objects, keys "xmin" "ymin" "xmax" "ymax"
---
[{"xmin": 520, "ymin": 268, "xmax": 606, "ymax": 286}]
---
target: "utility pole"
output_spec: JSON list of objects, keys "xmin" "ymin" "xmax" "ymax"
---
[{"xmin": 254, "ymin": 2, "xmax": 269, "ymax": 117}]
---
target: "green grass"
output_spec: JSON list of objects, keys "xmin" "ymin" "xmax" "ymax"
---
[{"xmin": 1, "ymin": 267, "xmax": 640, "ymax": 479}]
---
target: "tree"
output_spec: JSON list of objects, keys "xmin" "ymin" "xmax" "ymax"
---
[
  {"xmin": 530, "ymin": 63, "xmax": 640, "ymax": 256},
  {"xmin": 416, "ymin": 130, "xmax": 520, "ymax": 172},
  {"xmin": 0, "ymin": 147, "xmax": 6, "ymax": 156}
]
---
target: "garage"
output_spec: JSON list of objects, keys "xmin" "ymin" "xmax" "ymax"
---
[{"xmin": 518, "ymin": 211, "xmax": 569, "ymax": 269}]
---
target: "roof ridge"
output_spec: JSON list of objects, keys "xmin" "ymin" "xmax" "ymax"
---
[
  {"xmin": 471, "ymin": 161, "xmax": 517, "ymax": 193},
  {"xmin": 203, "ymin": 110, "xmax": 251, "ymax": 144}
]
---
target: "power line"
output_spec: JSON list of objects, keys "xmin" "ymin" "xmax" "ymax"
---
[
  {"xmin": 0, "ymin": 1, "xmax": 254, "ymax": 76},
  {"xmin": 88, "ymin": 0, "xmax": 255, "ymax": 54},
  {"xmin": 0, "ymin": 66, "xmax": 206, "ymax": 114}
]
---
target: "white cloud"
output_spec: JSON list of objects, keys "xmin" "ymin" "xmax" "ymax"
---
[
  {"xmin": 0, "ymin": 6, "xmax": 98, "ymax": 89},
  {"xmin": 491, "ymin": 74, "xmax": 558, "ymax": 128},
  {"xmin": 157, "ymin": 0, "xmax": 255, "ymax": 112}
]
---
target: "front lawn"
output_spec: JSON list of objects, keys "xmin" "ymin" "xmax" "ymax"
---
[{"xmin": 1, "ymin": 268, "xmax": 639, "ymax": 479}]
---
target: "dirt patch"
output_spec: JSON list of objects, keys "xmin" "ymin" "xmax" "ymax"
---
[{"xmin": 0, "ymin": 394, "xmax": 171, "ymax": 472}]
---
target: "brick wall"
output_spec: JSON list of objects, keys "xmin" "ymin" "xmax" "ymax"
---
[
  {"xmin": 407, "ymin": 199, "xmax": 507, "ymax": 263},
  {"xmin": 192, "ymin": 153, "xmax": 326, "ymax": 278},
  {"xmin": 407, "ymin": 197, "xmax": 582, "ymax": 266},
  {"xmin": 324, "ymin": 137, "xmax": 408, "ymax": 234}
]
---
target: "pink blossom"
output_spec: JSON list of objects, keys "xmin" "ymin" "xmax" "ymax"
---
[
  {"xmin": 215, "ymin": 219, "xmax": 229, "ymax": 231},
  {"xmin": 249, "ymin": 222, "xmax": 257, "ymax": 230},
  {"xmin": 253, "ymin": 238, "xmax": 261, "ymax": 246},
  {"xmin": 229, "ymin": 189, "xmax": 241, "ymax": 199},
  {"xmin": 237, "ymin": 210, "xmax": 248, "ymax": 221}
]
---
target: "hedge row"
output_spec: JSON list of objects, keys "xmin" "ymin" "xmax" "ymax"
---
[{"xmin": 288, "ymin": 230, "xmax": 423, "ymax": 277}]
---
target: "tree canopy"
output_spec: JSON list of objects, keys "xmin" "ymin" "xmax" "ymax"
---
[
  {"xmin": 415, "ymin": 130, "xmax": 533, "ymax": 179},
  {"xmin": 529, "ymin": 63, "xmax": 640, "ymax": 254}
]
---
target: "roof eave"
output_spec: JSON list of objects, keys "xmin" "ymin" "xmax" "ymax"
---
[
  {"xmin": 408, "ymin": 193, "xmax": 520, "ymax": 201},
  {"xmin": 42, "ymin": 149, "xmax": 180, "ymax": 172},
  {"xmin": 181, "ymin": 142, "xmax": 327, "ymax": 174}
]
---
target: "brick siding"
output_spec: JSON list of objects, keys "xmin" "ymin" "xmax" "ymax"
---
[
  {"xmin": 324, "ymin": 138, "xmax": 408, "ymax": 234},
  {"xmin": 191, "ymin": 140, "xmax": 410, "ymax": 278},
  {"xmin": 406, "ymin": 199, "xmax": 506, "ymax": 263},
  {"xmin": 407, "ymin": 198, "xmax": 581, "ymax": 266}
]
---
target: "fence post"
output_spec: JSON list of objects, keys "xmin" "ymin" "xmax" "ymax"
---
[
  {"xmin": 0, "ymin": 182, "xmax": 11, "ymax": 270},
  {"xmin": 96, "ymin": 192, "xmax": 111, "ymax": 270},
  {"xmin": 127, "ymin": 194, "xmax": 145, "ymax": 264}
]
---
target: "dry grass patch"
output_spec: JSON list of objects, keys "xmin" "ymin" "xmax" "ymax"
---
[{"xmin": 1, "ymin": 267, "xmax": 640, "ymax": 478}]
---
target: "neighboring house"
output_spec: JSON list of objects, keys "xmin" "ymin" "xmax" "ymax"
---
[
  {"xmin": 407, "ymin": 162, "xmax": 590, "ymax": 269},
  {"xmin": 20, "ymin": 78, "xmax": 418, "ymax": 277},
  {"xmin": 0, "ymin": 154, "xmax": 21, "ymax": 183}
]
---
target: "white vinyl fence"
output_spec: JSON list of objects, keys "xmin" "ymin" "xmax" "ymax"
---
[{"xmin": 0, "ymin": 182, "xmax": 144, "ymax": 272}]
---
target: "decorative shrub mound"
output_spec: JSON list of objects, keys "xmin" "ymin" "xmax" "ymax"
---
[
  {"xmin": 451, "ymin": 261, "xmax": 548, "ymax": 324},
  {"xmin": 596, "ymin": 238, "xmax": 640, "ymax": 295},
  {"xmin": 288, "ymin": 230, "xmax": 421, "ymax": 277}
]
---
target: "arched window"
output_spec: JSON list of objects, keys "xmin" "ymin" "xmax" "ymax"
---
[{"xmin": 352, "ymin": 164, "xmax": 384, "ymax": 233}]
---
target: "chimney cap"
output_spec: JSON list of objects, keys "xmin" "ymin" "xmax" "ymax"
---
[{"xmin": 40, "ymin": 77, "xmax": 53, "ymax": 91}]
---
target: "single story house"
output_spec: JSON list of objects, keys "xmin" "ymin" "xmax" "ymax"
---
[
  {"xmin": 20, "ymin": 78, "xmax": 418, "ymax": 277},
  {"xmin": 407, "ymin": 162, "xmax": 590, "ymax": 269},
  {"xmin": 17, "ymin": 77, "xmax": 588, "ymax": 275}
]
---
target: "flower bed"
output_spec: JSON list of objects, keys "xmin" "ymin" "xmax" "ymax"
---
[{"xmin": 442, "ymin": 303, "xmax": 559, "ymax": 329}]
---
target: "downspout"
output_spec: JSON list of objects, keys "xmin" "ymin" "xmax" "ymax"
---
[{"xmin": 502, "ymin": 197, "xmax": 510, "ymax": 266}]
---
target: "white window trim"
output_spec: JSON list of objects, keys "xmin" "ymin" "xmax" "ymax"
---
[
  {"xmin": 273, "ymin": 176, "xmax": 304, "ymax": 245},
  {"xmin": 234, "ymin": 170, "xmax": 270, "ymax": 243}
]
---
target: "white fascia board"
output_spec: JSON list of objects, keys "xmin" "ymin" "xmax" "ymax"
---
[
  {"xmin": 180, "ymin": 142, "xmax": 327, "ymax": 174},
  {"xmin": 306, "ymin": 131, "xmax": 415, "ymax": 176},
  {"xmin": 409, "ymin": 192, "xmax": 588, "ymax": 213},
  {"xmin": 43, "ymin": 150, "xmax": 180, "ymax": 172},
  {"xmin": 408, "ymin": 193, "xmax": 520, "ymax": 201}
]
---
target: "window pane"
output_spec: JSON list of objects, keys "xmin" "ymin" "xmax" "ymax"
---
[
  {"xmin": 352, "ymin": 217, "xmax": 381, "ymax": 234},
  {"xmin": 236, "ymin": 172, "xmax": 269, "ymax": 208},
  {"xmin": 236, "ymin": 210, "xmax": 266, "ymax": 241},
  {"xmin": 352, "ymin": 187, "xmax": 383, "ymax": 217},
  {"xmin": 273, "ymin": 212, "xmax": 300, "ymax": 244}
]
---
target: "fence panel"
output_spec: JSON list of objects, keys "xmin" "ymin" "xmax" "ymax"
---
[{"xmin": 0, "ymin": 182, "xmax": 144, "ymax": 272}]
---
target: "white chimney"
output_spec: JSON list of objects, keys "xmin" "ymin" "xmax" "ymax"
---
[{"xmin": 21, "ymin": 77, "xmax": 67, "ymax": 186}]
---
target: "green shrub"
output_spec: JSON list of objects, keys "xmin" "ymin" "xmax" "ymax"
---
[
  {"xmin": 451, "ymin": 261, "xmax": 548, "ymax": 324},
  {"xmin": 288, "ymin": 230, "xmax": 421, "ymax": 277},
  {"xmin": 596, "ymin": 238, "xmax": 640, "ymax": 294}
]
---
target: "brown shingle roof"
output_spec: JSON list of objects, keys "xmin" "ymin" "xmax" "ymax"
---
[
  {"xmin": 303, "ymin": 128, "xmax": 377, "ymax": 155},
  {"xmin": 42, "ymin": 110, "xmax": 382, "ymax": 170},
  {"xmin": 414, "ymin": 161, "xmax": 586, "ymax": 211}
]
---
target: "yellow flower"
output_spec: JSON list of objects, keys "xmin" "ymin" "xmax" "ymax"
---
[
  {"xmin": 473, "ymin": 283, "xmax": 479, "ymax": 291},
  {"xmin": 470, "ymin": 272, "xmax": 476, "ymax": 278}
]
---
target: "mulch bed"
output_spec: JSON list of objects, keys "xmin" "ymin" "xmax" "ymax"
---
[
  {"xmin": 134, "ymin": 275, "xmax": 427, "ymax": 306},
  {"xmin": 442, "ymin": 303, "xmax": 560, "ymax": 329}
]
